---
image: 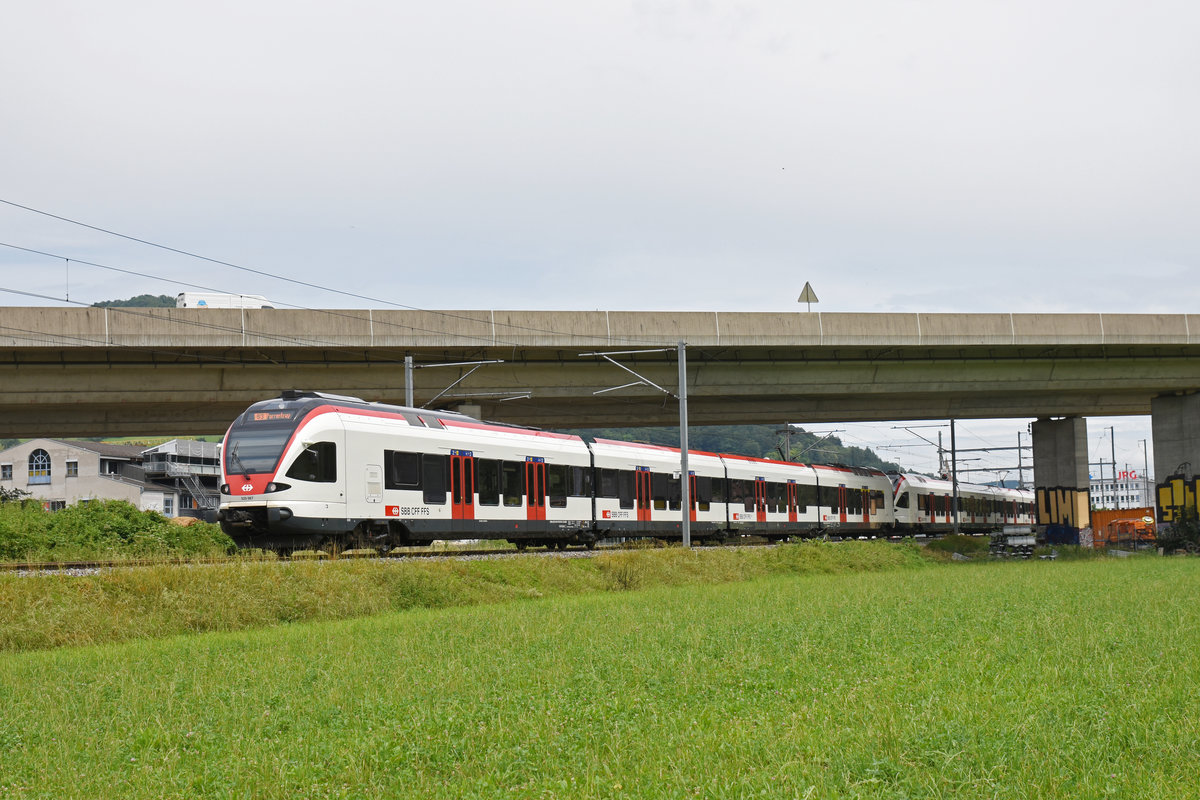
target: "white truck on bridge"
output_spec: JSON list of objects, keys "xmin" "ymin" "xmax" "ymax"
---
[{"xmin": 175, "ymin": 293, "xmax": 274, "ymax": 309}]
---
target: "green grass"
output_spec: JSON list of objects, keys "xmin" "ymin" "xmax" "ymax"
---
[
  {"xmin": 0, "ymin": 540, "xmax": 927, "ymax": 653},
  {"xmin": 0, "ymin": 556, "xmax": 1196, "ymax": 798}
]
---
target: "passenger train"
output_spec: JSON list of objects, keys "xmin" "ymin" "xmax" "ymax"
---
[{"xmin": 214, "ymin": 391, "xmax": 1036, "ymax": 552}]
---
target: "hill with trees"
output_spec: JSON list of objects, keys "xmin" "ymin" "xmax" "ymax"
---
[
  {"xmin": 562, "ymin": 424, "xmax": 903, "ymax": 472},
  {"xmin": 91, "ymin": 294, "xmax": 175, "ymax": 308}
]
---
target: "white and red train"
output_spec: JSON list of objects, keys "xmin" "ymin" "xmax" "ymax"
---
[{"xmin": 214, "ymin": 391, "xmax": 1035, "ymax": 552}]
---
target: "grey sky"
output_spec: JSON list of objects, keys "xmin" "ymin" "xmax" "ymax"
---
[{"xmin": 2, "ymin": 0, "xmax": 1192, "ymax": 472}]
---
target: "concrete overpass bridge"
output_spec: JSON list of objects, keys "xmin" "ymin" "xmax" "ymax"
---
[
  {"xmin": 3, "ymin": 306, "xmax": 1200, "ymax": 532},
  {"xmin": 2, "ymin": 307, "xmax": 1198, "ymax": 433}
]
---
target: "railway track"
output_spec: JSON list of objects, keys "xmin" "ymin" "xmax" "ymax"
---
[
  {"xmin": 0, "ymin": 538, "xmax": 790, "ymax": 574},
  {"xmin": 0, "ymin": 532, "xmax": 948, "ymax": 575}
]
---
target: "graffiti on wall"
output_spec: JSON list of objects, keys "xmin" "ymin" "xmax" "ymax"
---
[
  {"xmin": 1157, "ymin": 474, "xmax": 1200, "ymax": 524},
  {"xmin": 1036, "ymin": 487, "xmax": 1090, "ymax": 528}
]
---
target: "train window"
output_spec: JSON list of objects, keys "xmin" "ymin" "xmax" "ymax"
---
[
  {"xmin": 617, "ymin": 470, "xmax": 635, "ymax": 509},
  {"xmin": 769, "ymin": 482, "xmax": 786, "ymax": 514},
  {"xmin": 711, "ymin": 477, "xmax": 727, "ymax": 504},
  {"xmin": 746, "ymin": 481, "xmax": 756, "ymax": 513},
  {"xmin": 695, "ymin": 476, "xmax": 712, "ymax": 512},
  {"xmin": 422, "ymin": 454, "xmax": 448, "ymax": 504},
  {"xmin": 285, "ymin": 442, "xmax": 337, "ymax": 483},
  {"xmin": 797, "ymin": 483, "xmax": 816, "ymax": 511},
  {"xmin": 501, "ymin": 461, "xmax": 524, "ymax": 507},
  {"xmin": 571, "ymin": 466, "xmax": 593, "ymax": 497},
  {"xmin": 844, "ymin": 488, "xmax": 860, "ymax": 516},
  {"xmin": 651, "ymin": 472, "xmax": 668, "ymax": 511},
  {"xmin": 548, "ymin": 464, "xmax": 569, "ymax": 508},
  {"xmin": 818, "ymin": 484, "xmax": 838, "ymax": 508},
  {"xmin": 667, "ymin": 474, "xmax": 681, "ymax": 511},
  {"xmin": 728, "ymin": 479, "xmax": 744, "ymax": 507},
  {"xmin": 598, "ymin": 468, "xmax": 618, "ymax": 498},
  {"xmin": 895, "ymin": 491, "xmax": 910, "ymax": 509},
  {"xmin": 384, "ymin": 450, "xmax": 421, "ymax": 489},
  {"xmin": 476, "ymin": 459, "xmax": 500, "ymax": 506}
]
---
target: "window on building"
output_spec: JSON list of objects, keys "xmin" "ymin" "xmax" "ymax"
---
[
  {"xmin": 66, "ymin": 460, "xmax": 79, "ymax": 478},
  {"xmin": 0, "ymin": 464, "xmax": 11, "ymax": 481},
  {"xmin": 163, "ymin": 496, "xmax": 174, "ymax": 516},
  {"xmin": 28, "ymin": 449, "xmax": 51, "ymax": 485}
]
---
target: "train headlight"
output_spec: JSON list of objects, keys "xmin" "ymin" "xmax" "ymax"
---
[
  {"xmin": 265, "ymin": 482, "xmax": 292, "ymax": 494},
  {"xmin": 220, "ymin": 484, "xmax": 230, "ymax": 495}
]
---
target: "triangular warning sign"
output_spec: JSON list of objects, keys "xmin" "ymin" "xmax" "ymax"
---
[{"xmin": 798, "ymin": 282, "xmax": 819, "ymax": 305}]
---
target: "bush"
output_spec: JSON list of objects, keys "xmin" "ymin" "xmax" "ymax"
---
[
  {"xmin": 0, "ymin": 499, "xmax": 234, "ymax": 561},
  {"xmin": 1156, "ymin": 506, "xmax": 1200, "ymax": 554}
]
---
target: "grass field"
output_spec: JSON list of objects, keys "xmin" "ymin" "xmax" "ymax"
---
[
  {"xmin": 0, "ymin": 540, "xmax": 927, "ymax": 652},
  {"xmin": 2, "ymin": 554, "xmax": 1197, "ymax": 798}
]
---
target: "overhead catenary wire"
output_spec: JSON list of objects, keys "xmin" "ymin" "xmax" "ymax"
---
[{"xmin": 0, "ymin": 198, "xmax": 668, "ymax": 347}]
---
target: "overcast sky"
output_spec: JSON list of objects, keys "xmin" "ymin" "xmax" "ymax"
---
[{"xmin": 2, "ymin": 0, "xmax": 1193, "ymax": 474}]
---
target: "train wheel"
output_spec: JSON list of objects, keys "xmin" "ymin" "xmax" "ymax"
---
[
  {"xmin": 556, "ymin": 541, "xmax": 569, "ymax": 550},
  {"xmin": 515, "ymin": 541, "xmax": 528, "ymax": 552},
  {"xmin": 585, "ymin": 541, "xmax": 596, "ymax": 551}
]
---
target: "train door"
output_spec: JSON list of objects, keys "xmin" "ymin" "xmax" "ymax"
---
[
  {"xmin": 525, "ymin": 458, "xmax": 546, "ymax": 521},
  {"xmin": 635, "ymin": 467, "xmax": 652, "ymax": 522},
  {"xmin": 688, "ymin": 473, "xmax": 698, "ymax": 523},
  {"xmin": 450, "ymin": 451, "xmax": 475, "ymax": 521},
  {"xmin": 861, "ymin": 487, "xmax": 870, "ymax": 524},
  {"xmin": 838, "ymin": 484, "xmax": 847, "ymax": 523},
  {"xmin": 755, "ymin": 478, "xmax": 767, "ymax": 523},
  {"xmin": 787, "ymin": 481, "xmax": 797, "ymax": 523}
]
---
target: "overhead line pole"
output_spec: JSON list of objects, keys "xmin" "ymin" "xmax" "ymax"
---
[
  {"xmin": 581, "ymin": 346, "xmax": 691, "ymax": 548},
  {"xmin": 678, "ymin": 342, "xmax": 690, "ymax": 548},
  {"xmin": 951, "ymin": 419, "xmax": 960, "ymax": 534}
]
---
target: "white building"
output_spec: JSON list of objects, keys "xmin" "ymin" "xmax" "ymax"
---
[
  {"xmin": 1089, "ymin": 468, "xmax": 1153, "ymax": 510},
  {"xmin": 0, "ymin": 438, "xmax": 220, "ymax": 516}
]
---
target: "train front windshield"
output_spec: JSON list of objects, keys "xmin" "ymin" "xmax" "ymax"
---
[{"xmin": 224, "ymin": 408, "xmax": 303, "ymax": 476}]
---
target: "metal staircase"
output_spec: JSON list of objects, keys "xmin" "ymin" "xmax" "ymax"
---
[{"xmin": 180, "ymin": 474, "xmax": 220, "ymax": 510}]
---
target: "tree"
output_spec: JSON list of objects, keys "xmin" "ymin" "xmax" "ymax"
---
[
  {"xmin": 562, "ymin": 424, "xmax": 903, "ymax": 471},
  {"xmin": 91, "ymin": 294, "xmax": 175, "ymax": 308},
  {"xmin": 0, "ymin": 486, "xmax": 30, "ymax": 503}
]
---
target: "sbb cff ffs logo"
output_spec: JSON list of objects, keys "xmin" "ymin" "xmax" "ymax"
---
[{"xmin": 242, "ymin": 483, "xmax": 254, "ymax": 492}]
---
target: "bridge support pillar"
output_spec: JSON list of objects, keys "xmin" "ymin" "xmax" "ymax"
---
[
  {"xmin": 1031, "ymin": 417, "xmax": 1090, "ymax": 544},
  {"xmin": 1151, "ymin": 393, "xmax": 1200, "ymax": 527},
  {"xmin": 451, "ymin": 403, "xmax": 483, "ymax": 419}
]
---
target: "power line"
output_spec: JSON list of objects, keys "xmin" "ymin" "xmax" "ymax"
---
[{"xmin": 0, "ymin": 198, "xmax": 665, "ymax": 347}]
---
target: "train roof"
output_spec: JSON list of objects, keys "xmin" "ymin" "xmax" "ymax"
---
[
  {"xmin": 246, "ymin": 391, "xmax": 583, "ymax": 443},
  {"xmin": 891, "ymin": 471, "xmax": 1033, "ymax": 499}
]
